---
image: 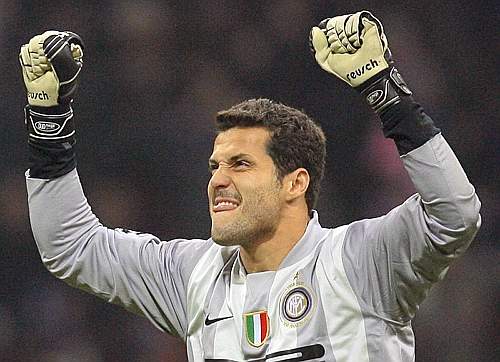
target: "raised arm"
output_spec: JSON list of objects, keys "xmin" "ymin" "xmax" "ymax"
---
[
  {"xmin": 19, "ymin": 31, "xmax": 211, "ymax": 337},
  {"xmin": 310, "ymin": 11, "xmax": 481, "ymax": 320}
]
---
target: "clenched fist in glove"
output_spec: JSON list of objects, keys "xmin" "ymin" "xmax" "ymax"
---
[
  {"xmin": 310, "ymin": 11, "xmax": 412, "ymax": 114},
  {"xmin": 20, "ymin": 31, "xmax": 84, "ymax": 178},
  {"xmin": 20, "ymin": 31, "xmax": 83, "ymax": 141},
  {"xmin": 20, "ymin": 31, "xmax": 83, "ymax": 107}
]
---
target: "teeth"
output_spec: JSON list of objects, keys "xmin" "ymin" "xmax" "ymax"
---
[{"xmin": 215, "ymin": 201, "xmax": 238, "ymax": 207}]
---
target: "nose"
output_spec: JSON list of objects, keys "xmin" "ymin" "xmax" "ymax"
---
[{"xmin": 209, "ymin": 167, "xmax": 232, "ymax": 189}]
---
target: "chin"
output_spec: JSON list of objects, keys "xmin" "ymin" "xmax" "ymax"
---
[
  {"xmin": 211, "ymin": 224, "xmax": 244, "ymax": 246},
  {"xmin": 211, "ymin": 233, "xmax": 241, "ymax": 247}
]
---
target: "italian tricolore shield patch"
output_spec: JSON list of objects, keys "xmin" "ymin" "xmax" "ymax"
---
[{"xmin": 244, "ymin": 311, "xmax": 270, "ymax": 347}]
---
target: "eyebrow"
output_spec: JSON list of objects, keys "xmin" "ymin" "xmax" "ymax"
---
[{"xmin": 208, "ymin": 153, "xmax": 253, "ymax": 167}]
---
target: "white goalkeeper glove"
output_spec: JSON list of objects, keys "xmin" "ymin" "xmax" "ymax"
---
[
  {"xmin": 19, "ymin": 31, "xmax": 84, "ymax": 141},
  {"xmin": 310, "ymin": 11, "xmax": 412, "ymax": 114}
]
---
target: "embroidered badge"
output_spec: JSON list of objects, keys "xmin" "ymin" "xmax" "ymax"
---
[
  {"xmin": 244, "ymin": 311, "xmax": 270, "ymax": 347},
  {"xmin": 279, "ymin": 273, "xmax": 315, "ymax": 328}
]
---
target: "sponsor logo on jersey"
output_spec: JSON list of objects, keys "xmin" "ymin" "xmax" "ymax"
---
[
  {"xmin": 279, "ymin": 273, "xmax": 315, "ymax": 328},
  {"xmin": 34, "ymin": 121, "xmax": 60, "ymax": 133},
  {"xmin": 204, "ymin": 314, "xmax": 233, "ymax": 326},
  {"xmin": 244, "ymin": 310, "xmax": 269, "ymax": 347}
]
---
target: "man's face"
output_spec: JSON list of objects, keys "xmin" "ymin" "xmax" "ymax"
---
[{"xmin": 208, "ymin": 127, "xmax": 283, "ymax": 247}]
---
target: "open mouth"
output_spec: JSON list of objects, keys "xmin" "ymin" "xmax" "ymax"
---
[{"xmin": 213, "ymin": 197, "xmax": 240, "ymax": 213}]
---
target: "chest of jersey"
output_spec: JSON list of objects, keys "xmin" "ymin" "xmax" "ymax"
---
[
  {"xmin": 185, "ymin": 231, "xmax": 369, "ymax": 362},
  {"xmin": 200, "ymin": 268, "xmax": 330, "ymax": 361}
]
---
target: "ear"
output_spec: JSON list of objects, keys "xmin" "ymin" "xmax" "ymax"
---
[{"xmin": 283, "ymin": 168, "xmax": 310, "ymax": 202}]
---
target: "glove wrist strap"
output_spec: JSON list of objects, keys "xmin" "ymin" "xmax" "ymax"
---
[
  {"xmin": 358, "ymin": 67, "xmax": 412, "ymax": 115},
  {"xmin": 26, "ymin": 103, "xmax": 75, "ymax": 142},
  {"xmin": 25, "ymin": 103, "xmax": 77, "ymax": 179},
  {"xmin": 357, "ymin": 68, "xmax": 441, "ymax": 155}
]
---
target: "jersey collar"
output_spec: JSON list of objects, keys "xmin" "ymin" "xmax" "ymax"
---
[
  {"xmin": 277, "ymin": 210, "xmax": 330, "ymax": 269},
  {"xmin": 231, "ymin": 210, "xmax": 330, "ymax": 276}
]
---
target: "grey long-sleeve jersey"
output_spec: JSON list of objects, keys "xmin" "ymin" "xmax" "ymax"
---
[{"xmin": 27, "ymin": 134, "xmax": 481, "ymax": 361}]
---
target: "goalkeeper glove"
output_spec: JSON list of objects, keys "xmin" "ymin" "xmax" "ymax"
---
[
  {"xmin": 19, "ymin": 31, "xmax": 84, "ymax": 141},
  {"xmin": 310, "ymin": 11, "xmax": 412, "ymax": 114}
]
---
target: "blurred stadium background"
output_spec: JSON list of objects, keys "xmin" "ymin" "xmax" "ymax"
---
[{"xmin": 0, "ymin": 1, "xmax": 498, "ymax": 361}]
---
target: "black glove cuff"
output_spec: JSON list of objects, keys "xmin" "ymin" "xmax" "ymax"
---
[
  {"xmin": 25, "ymin": 104, "xmax": 77, "ymax": 179},
  {"xmin": 357, "ymin": 68, "xmax": 440, "ymax": 154},
  {"xmin": 379, "ymin": 96, "xmax": 441, "ymax": 155},
  {"xmin": 28, "ymin": 138, "xmax": 77, "ymax": 179}
]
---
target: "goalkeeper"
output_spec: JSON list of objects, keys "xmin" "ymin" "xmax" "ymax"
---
[{"xmin": 21, "ymin": 11, "xmax": 480, "ymax": 361}]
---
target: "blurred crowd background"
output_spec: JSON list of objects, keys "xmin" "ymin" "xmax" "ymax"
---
[{"xmin": 0, "ymin": 1, "xmax": 498, "ymax": 361}]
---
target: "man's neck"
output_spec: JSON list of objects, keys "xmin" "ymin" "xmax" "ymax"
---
[{"xmin": 239, "ymin": 212, "xmax": 310, "ymax": 273}]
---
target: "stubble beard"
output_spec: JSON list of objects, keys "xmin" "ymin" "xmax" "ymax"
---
[{"xmin": 211, "ymin": 185, "xmax": 281, "ymax": 247}]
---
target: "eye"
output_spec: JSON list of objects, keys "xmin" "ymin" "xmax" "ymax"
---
[
  {"xmin": 208, "ymin": 163, "xmax": 218, "ymax": 174},
  {"xmin": 233, "ymin": 160, "xmax": 251, "ymax": 169}
]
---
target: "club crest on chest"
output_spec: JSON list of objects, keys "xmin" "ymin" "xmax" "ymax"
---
[
  {"xmin": 279, "ymin": 272, "xmax": 315, "ymax": 328},
  {"xmin": 243, "ymin": 310, "xmax": 270, "ymax": 347}
]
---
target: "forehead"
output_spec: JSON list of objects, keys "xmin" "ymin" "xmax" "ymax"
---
[{"xmin": 211, "ymin": 127, "xmax": 271, "ymax": 160}]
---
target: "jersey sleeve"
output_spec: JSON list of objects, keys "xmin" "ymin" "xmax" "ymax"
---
[
  {"xmin": 26, "ymin": 168, "xmax": 212, "ymax": 338},
  {"xmin": 340, "ymin": 133, "xmax": 481, "ymax": 322}
]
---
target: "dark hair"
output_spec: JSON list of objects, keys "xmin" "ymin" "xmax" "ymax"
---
[{"xmin": 215, "ymin": 98, "xmax": 326, "ymax": 212}]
